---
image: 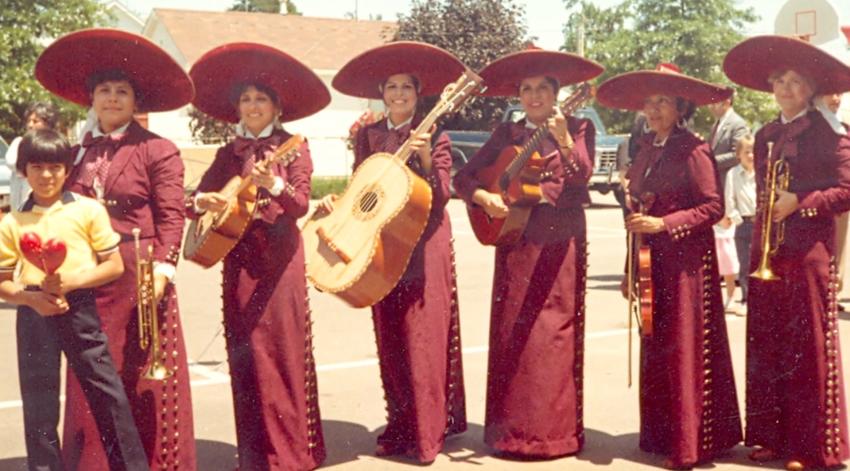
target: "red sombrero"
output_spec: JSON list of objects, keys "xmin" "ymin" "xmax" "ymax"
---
[
  {"xmin": 596, "ymin": 63, "xmax": 732, "ymax": 110},
  {"xmin": 35, "ymin": 28, "xmax": 193, "ymax": 112},
  {"xmin": 723, "ymin": 35, "xmax": 850, "ymax": 94},
  {"xmin": 332, "ymin": 41, "xmax": 466, "ymax": 99},
  {"xmin": 478, "ymin": 49, "xmax": 604, "ymax": 97},
  {"xmin": 190, "ymin": 42, "xmax": 330, "ymax": 123}
]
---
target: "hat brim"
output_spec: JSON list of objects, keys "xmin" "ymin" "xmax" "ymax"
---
[
  {"xmin": 478, "ymin": 50, "xmax": 604, "ymax": 97},
  {"xmin": 332, "ymin": 41, "xmax": 466, "ymax": 99},
  {"xmin": 35, "ymin": 28, "xmax": 193, "ymax": 112},
  {"xmin": 597, "ymin": 71, "xmax": 732, "ymax": 110},
  {"xmin": 190, "ymin": 43, "xmax": 331, "ymax": 123},
  {"xmin": 723, "ymin": 35, "xmax": 850, "ymax": 94}
]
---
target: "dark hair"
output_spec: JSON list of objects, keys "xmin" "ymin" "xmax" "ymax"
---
[
  {"xmin": 675, "ymin": 97, "xmax": 697, "ymax": 121},
  {"xmin": 24, "ymin": 101, "xmax": 59, "ymax": 129},
  {"xmin": 378, "ymin": 74, "xmax": 422, "ymax": 95},
  {"xmin": 17, "ymin": 129, "xmax": 74, "ymax": 175},
  {"xmin": 517, "ymin": 76, "xmax": 560, "ymax": 95},
  {"xmin": 229, "ymin": 82, "xmax": 282, "ymax": 111},
  {"xmin": 86, "ymin": 69, "xmax": 142, "ymax": 106}
]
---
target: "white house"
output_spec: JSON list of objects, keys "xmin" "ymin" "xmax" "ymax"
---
[
  {"xmin": 774, "ymin": 0, "xmax": 850, "ymax": 122},
  {"xmin": 102, "ymin": 6, "xmax": 397, "ymax": 180},
  {"xmin": 102, "ymin": 0, "xmax": 145, "ymax": 34}
]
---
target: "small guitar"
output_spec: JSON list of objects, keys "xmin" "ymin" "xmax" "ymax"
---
[
  {"xmin": 302, "ymin": 70, "xmax": 483, "ymax": 308},
  {"xmin": 467, "ymin": 83, "xmax": 595, "ymax": 246},
  {"xmin": 183, "ymin": 134, "xmax": 305, "ymax": 268}
]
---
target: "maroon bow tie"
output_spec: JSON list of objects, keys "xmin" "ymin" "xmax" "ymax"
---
[
  {"xmin": 81, "ymin": 131, "xmax": 125, "ymax": 149},
  {"xmin": 233, "ymin": 136, "xmax": 278, "ymax": 162}
]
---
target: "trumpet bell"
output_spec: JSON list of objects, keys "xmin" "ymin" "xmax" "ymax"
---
[
  {"xmin": 750, "ymin": 266, "xmax": 780, "ymax": 281},
  {"xmin": 144, "ymin": 364, "xmax": 173, "ymax": 381}
]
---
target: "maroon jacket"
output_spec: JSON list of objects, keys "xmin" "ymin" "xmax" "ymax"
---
[
  {"xmin": 753, "ymin": 110, "xmax": 850, "ymax": 254},
  {"xmin": 67, "ymin": 120, "xmax": 185, "ymax": 265},
  {"xmin": 626, "ymin": 129, "xmax": 724, "ymax": 247}
]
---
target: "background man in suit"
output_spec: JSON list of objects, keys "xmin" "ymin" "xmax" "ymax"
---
[{"xmin": 707, "ymin": 93, "xmax": 750, "ymax": 191}]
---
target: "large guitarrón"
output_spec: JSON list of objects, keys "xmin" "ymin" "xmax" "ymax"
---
[
  {"xmin": 184, "ymin": 134, "xmax": 304, "ymax": 267},
  {"xmin": 302, "ymin": 72, "xmax": 482, "ymax": 307}
]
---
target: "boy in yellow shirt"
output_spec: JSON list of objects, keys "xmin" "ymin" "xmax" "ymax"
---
[{"xmin": 0, "ymin": 129, "xmax": 147, "ymax": 470}]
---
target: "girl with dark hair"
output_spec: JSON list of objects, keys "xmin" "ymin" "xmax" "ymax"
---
[
  {"xmin": 453, "ymin": 48, "xmax": 603, "ymax": 459},
  {"xmin": 597, "ymin": 63, "xmax": 743, "ymax": 469},
  {"xmin": 34, "ymin": 28, "xmax": 197, "ymax": 470},
  {"xmin": 724, "ymin": 35, "xmax": 850, "ymax": 471},
  {"xmin": 5, "ymin": 101, "xmax": 59, "ymax": 210},
  {"xmin": 316, "ymin": 41, "xmax": 468, "ymax": 463},
  {"xmin": 186, "ymin": 42, "xmax": 329, "ymax": 471}
]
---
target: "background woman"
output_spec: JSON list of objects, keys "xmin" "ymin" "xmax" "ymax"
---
[
  {"xmin": 35, "ymin": 28, "xmax": 196, "ymax": 470},
  {"xmin": 318, "ymin": 41, "xmax": 467, "ymax": 463},
  {"xmin": 4, "ymin": 101, "xmax": 59, "ymax": 210},
  {"xmin": 453, "ymin": 48, "xmax": 603, "ymax": 459},
  {"xmin": 724, "ymin": 35, "xmax": 850, "ymax": 471},
  {"xmin": 187, "ymin": 42, "xmax": 329, "ymax": 471},
  {"xmin": 597, "ymin": 63, "xmax": 742, "ymax": 469}
]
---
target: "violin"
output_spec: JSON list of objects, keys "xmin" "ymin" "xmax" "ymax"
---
[{"xmin": 625, "ymin": 191, "xmax": 655, "ymax": 386}]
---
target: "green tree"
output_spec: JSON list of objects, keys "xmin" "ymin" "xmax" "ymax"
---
[
  {"xmin": 188, "ymin": 107, "xmax": 235, "ymax": 145},
  {"xmin": 394, "ymin": 0, "xmax": 528, "ymax": 130},
  {"xmin": 563, "ymin": 0, "xmax": 776, "ymax": 135},
  {"xmin": 0, "ymin": 0, "xmax": 103, "ymax": 140},
  {"xmin": 229, "ymin": 0, "xmax": 281, "ymax": 13}
]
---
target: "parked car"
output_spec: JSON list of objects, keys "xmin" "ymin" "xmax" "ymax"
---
[
  {"xmin": 0, "ymin": 137, "xmax": 11, "ymax": 210},
  {"xmin": 445, "ymin": 104, "xmax": 627, "ymax": 195}
]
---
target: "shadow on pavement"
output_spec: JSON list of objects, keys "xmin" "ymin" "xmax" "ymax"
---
[
  {"xmin": 0, "ymin": 456, "xmax": 26, "ymax": 470},
  {"xmin": 196, "ymin": 439, "xmax": 237, "ymax": 470},
  {"xmin": 322, "ymin": 419, "xmax": 378, "ymax": 466},
  {"xmin": 323, "ymin": 421, "xmax": 492, "ymax": 467}
]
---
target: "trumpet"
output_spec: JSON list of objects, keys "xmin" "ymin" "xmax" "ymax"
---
[
  {"xmin": 751, "ymin": 142, "xmax": 789, "ymax": 281},
  {"xmin": 134, "ymin": 228, "xmax": 172, "ymax": 380}
]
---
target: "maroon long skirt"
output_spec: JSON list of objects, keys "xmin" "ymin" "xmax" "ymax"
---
[
  {"xmin": 222, "ymin": 221, "xmax": 325, "ymax": 471},
  {"xmin": 639, "ymin": 242, "xmax": 742, "ymax": 468},
  {"xmin": 371, "ymin": 212, "xmax": 466, "ymax": 463},
  {"xmin": 484, "ymin": 207, "xmax": 588, "ymax": 458},
  {"xmin": 747, "ymin": 241, "xmax": 850, "ymax": 468}
]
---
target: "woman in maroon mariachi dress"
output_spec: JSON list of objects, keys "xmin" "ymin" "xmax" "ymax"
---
[
  {"xmin": 597, "ymin": 64, "xmax": 743, "ymax": 469},
  {"xmin": 186, "ymin": 43, "xmax": 329, "ymax": 471},
  {"xmin": 453, "ymin": 49, "xmax": 603, "ymax": 458},
  {"xmin": 317, "ymin": 42, "xmax": 467, "ymax": 463},
  {"xmin": 724, "ymin": 36, "xmax": 850, "ymax": 471},
  {"xmin": 34, "ymin": 29, "xmax": 197, "ymax": 470}
]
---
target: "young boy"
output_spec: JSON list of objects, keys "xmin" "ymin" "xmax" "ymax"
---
[
  {"xmin": 0, "ymin": 129, "xmax": 147, "ymax": 471},
  {"xmin": 724, "ymin": 134, "xmax": 757, "ymax": 313}
]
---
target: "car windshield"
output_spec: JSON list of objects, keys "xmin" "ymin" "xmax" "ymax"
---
[{"xmin": 504, "ymin": 107, "xmax": 606, "ymax": 136}]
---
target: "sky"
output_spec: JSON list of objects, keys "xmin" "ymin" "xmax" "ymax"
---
[{"xmin": 122, "ymin": 0, "xmax": 785, "ymax": 51}]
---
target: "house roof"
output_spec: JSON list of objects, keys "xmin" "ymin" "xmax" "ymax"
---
[{"xmin": 146, "ymin": 9, "xmax": 397, "ymax": 71}]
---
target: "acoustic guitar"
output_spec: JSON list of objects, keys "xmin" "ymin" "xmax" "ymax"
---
[
  {"xmin": 466, "ymin": 83, "xmax": 595, "ymax": 246},
  {"xmin": 302, "ymin": 71, "xmax": 483, "ymax": 308},
  {"xmin": 183, "ymin": 134, "xmax": 304, "ymax": 268}
]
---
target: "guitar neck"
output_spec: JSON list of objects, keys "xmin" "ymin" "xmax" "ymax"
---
[
  {"xmin": 393, "ymin": 107, "xmax": 445, "ymax": 163},
  {"xmin": 503, "ymin": 84, "xmax": 592, "ymax": 181},
  {"xmin": 392, "ymin": 71, "xmax": 481, "ymax": 163}
]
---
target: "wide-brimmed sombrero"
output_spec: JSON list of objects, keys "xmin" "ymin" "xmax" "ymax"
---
[
  {"xmin": 190, "ymin": 42, "xmax": 330, "ymax": 123},
  {"xmin": 596, "ymin": 63, "xmax": 732, "ymax": 110},
  {"xmin": 35, "ymin": 28, "xmax": 193, "ymax": 112},
  {"xmin": 723, "ymin": 35, "xmax": 850, "ymax": 94},
  {"xmin": 332, "ymin": 41, "xmax": 466, "ymax": 99},
  {"xmin": 478, "ymin": 48, "xmax": 604, "ymax": 97}
]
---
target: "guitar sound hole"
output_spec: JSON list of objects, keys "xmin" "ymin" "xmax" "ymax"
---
[{"xmin": 359, "ymin": 191, "xmax": 379, "ymax": 213}]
